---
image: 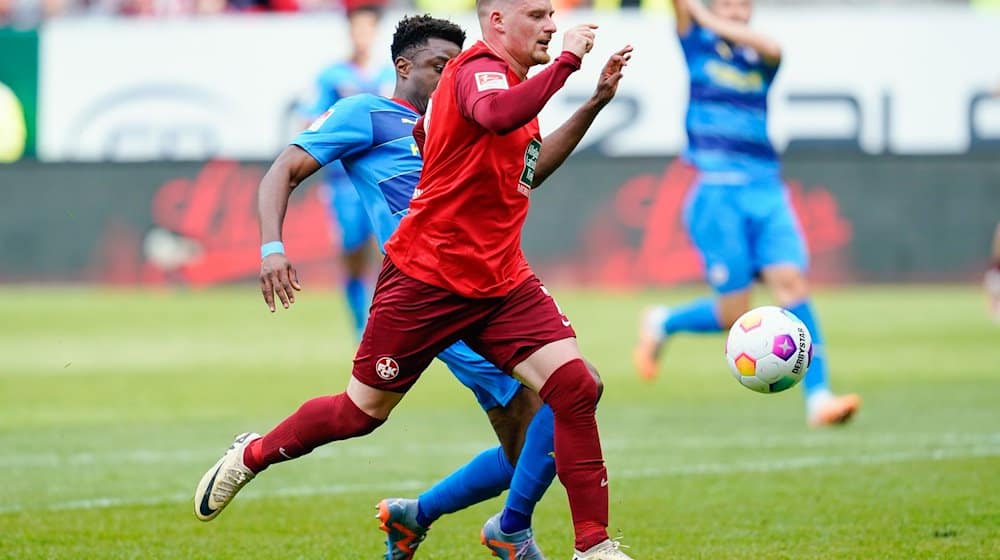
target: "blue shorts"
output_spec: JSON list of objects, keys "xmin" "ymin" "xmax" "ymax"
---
[
  {"xmin": 327, "ymin": 172, "xmax": 373, "ymax": 253},
  {"xmin": 684, "ymin": 175, "xmax": 808, "ymax": 294},
  {"xmin": 436, "ymin": 340, "xmax": 522, "ymax": 411}
]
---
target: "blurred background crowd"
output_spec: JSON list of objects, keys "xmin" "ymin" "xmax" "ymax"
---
[{"xmin": 0, "ymin": 0, "xmax": 993, "ymax": 29}]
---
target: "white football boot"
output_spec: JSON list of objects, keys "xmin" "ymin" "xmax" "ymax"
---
[{"xmin": 194, "ymin": 432, "xmax": 259, "ymax": 521}]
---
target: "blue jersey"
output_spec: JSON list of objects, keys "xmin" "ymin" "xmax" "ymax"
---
[
  {"xmin": 293, "ymin": 94, "xmax": 421, "ymax": 251},
  {"xmin": 301, "ymin": 62, "xmax": 396, "ymax": 187},
  {"xmin": 680, "ymin": 21, "xmax": 780, "ymax": 181},
  {"xmin": 295, "ymin": 93, "xmax": 521, "ymax": 412}
]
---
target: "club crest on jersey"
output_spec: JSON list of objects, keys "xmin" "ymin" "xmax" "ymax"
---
[
  {"xmin": 475, "ymin": 72, "xmax": 509, "ymax": 92},
  {"xmin": 518, "ymin": 138, "xmax": 542, "ymax": 195},
  {"xmin": 375, "ymin": 356, "xmax": 400, "ymax": 380},
  {"xmin": 715, "ymin": 41, "xmax": 734, "ymax": 60}
]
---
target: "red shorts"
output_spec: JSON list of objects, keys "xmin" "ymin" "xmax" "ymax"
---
[{"xmin": 352, "ymin": 257, "xmax": 577, "ymax": 392}]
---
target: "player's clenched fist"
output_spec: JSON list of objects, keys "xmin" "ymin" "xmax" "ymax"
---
[
  {"xmin": 260, "ymin": 253, "xmax": 301, "ymax": 312},
  {"xmin": 562, "ymin": 23, "xmax": 598, "ymax": 59}
]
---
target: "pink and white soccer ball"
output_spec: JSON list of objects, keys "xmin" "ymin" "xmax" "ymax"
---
[{"xmin": 725, "ymin": 306, "xmax": 812, "ymax": 394}]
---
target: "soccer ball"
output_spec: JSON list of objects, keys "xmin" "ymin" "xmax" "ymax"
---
[{"xmin": 725, "ymin": 306, "xmax": 812, "ymax": 394}]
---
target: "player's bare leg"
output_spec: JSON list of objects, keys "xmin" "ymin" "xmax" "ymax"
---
[
  {"xmin": 633, "ymin": 305, "xmax": 670, "ymax": 381},
  {"xmin": 516, "ymin": 339, "xmax": 633, "ymax": 559},
  {"xmin": 633, "ymin": 290, "xmax": 749, "ymax": 381},
  {"xmin": 486, "ymin": 385, "xmax": 543, "ymax": 465},
  {"xmin": 763, "ymin": 266, "xmax": 860, "ymax": 427}
]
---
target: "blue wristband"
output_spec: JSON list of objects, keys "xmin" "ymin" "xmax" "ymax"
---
[{"xmin": 260, "ymin": 241, "xmax": 285, "ymax": 259}]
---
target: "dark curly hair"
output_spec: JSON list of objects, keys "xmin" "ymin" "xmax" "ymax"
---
[{"xmin": 390, "ymin": 14, "xmax": 466, "ymax": 62}]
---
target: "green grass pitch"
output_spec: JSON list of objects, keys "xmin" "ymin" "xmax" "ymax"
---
[{"xmin": 1, "ymin": 285, "xmax": 998, "ymax": 559}]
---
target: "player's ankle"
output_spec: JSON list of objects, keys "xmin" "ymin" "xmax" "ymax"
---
[
  {"xmin": 805, "ymin": 388, "xmax": 834, "ymax": 415},
  {"xmin": 575, "ymin": 526, "xmax": 610, "ymax": 553},
  {"xmin": 415, "ymin": 501, "xmax": 434, "ymax": 528},
  {"xmin": 500, "ymin": 508, "xmax": 531, "ymax": 534},
  {"xmin": 242, "ymin": 438, "xmax": 265, "ymax": 474}
]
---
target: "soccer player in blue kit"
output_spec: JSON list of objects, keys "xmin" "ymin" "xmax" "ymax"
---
[
  {"xmin": 300, "ymin": 5, "xmax": 396, "ymax": 340},
  {"xmin": 207, "ymin": 13, "xmax": 631, "ymax": 558},
  {"xmin": 633, "ymin": 0, "xmax": 860, "ymax": 427}
]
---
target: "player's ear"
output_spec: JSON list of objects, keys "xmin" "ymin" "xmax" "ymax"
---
[
  {"xmin": 394, "ymin": 56, "xmax": 412, "ymax": 79},
  {"xmin": 489, "ymin": 11, "xmax": 504, "ymax": 32}
]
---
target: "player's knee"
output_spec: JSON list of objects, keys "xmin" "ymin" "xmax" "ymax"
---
[
  {"xmin": 541, "ymin": 359, "xmax": 600, "ymax": 416},
  {"xmin": 769, "ymin": 273, "xmax": 809, "ymax": 306},
  {"xmin": 717, "ymin": 301, "xmax": 750, "ymax": 329},
  {"xmin": 342, "ymin": 246, "xmax": 370, "ymax": 276}
]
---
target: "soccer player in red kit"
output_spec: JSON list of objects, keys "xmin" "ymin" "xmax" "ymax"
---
[
  {"xmin": 194, "ymin": 1, "xmax": 635, "ymax": 558},
  {"xmin": 379, "ymin": 6, "xmax": 633, "ymax": 557}
]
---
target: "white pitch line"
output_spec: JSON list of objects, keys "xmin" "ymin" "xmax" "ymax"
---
[
  {"xmin": 616, "ymin": 445, "xmax": 1000, "ymax": 478},
  {"xmin": 2, "ymin": 432, "xmax": 997, "ymax": 469},
  {"xmin": 1, "ymin": 445, "xmax": 996, "ymax": 515}
]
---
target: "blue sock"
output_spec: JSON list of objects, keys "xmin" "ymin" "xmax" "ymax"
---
[
  {"xmin": 787, "ymin": 300, "xmax": 830, "ymax": 396},
  {"xmin": 417, "ymin": 446, "xmax": 513, "ymax": 527},
  {"xmin": 663, "ymin": 297, "xmax": 722, "ymax": 335},
  {"xmin": 501, "ymin": 404, "xmax": 556, "ymax": 534},
  {"xmin": 344, "ymin": 276, "xmax": 370, "ymax": 340}
]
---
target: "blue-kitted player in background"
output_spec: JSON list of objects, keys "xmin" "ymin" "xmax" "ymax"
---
[
  {"xmin": 634, "ymin": 0, "xmax": 860, "ymax": 427},
  {"xmin": 299, "ymin": 5, "xmax": 395, "ymax": 340}
]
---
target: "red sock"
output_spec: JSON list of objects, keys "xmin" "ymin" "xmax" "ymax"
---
[
  {"xmin": 243, "ymin": 393, "xmax": 383, "ymax": 473},
  {"xmin": 539, "ymin": 358, "xmax": 609, "ymax": 551}
]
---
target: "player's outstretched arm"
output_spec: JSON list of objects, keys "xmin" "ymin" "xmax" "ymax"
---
[
  {"xmin": 671, "ymin": 0, "xmax": 693, "ymax": 36},
  {"xmin": 464, "ymin": 24, "xmax": 596, "ymax": 136},
  {"xmin": 685, "ymin": 0, "xmax": 781, "ymax": 63},
  {"xmin": 532, "ymin": 45, "xmax": 632, "ymax": 189},
  {"xmin": 257, "ymin": 145, "xmax": 321, "ymax": 312}
]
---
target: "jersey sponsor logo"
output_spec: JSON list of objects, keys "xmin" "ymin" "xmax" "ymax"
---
[
  {"xmin": 375, "ymin": 356, "xmax": 400, "ymax": 380},
  {"xmin": 705, "ymin": 60, "xmax": 764, "ymax": 93},
  {"xmin": 474, "ymin": 72, "xmax": 510, "ymax": 92},
  {"xmin": 519, "ymin": 138, "xmax": 542, "ymax": 195},
  {"xmin": 307, "ymin": 108, "xmax": 334, "ymax": 132}
]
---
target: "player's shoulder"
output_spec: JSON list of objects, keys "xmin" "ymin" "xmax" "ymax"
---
[
  {"xmin": 451, "ymin": 42, "xmax": 509, "ymax": 88},
  {"xmin": 454, "ymin": 41, "xmax": 506, "ymax": 68},
  {"xmin": 333, "ymin": 92, "xmax": 382, "ymax": 112}
]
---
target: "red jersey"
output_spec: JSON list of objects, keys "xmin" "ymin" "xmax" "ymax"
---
[{"xmin": 385, "ymin": 41, "xmax": 579, "ymax": 298}]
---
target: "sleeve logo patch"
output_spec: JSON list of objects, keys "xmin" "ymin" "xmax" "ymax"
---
[
  {"xmin": 307, "ymin": 108, "xmax": 334, "ymax": 132},
  {"xmin": 475, "ymin": 72, "xmax": 509, "ymax": 92}
]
